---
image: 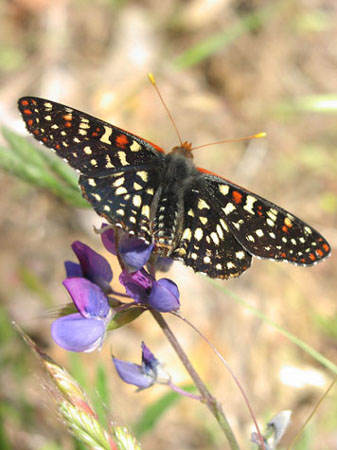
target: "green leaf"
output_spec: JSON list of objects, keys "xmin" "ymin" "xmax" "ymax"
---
[{"xmin": 107, "ymin": 307, "xmax": 145, "ymax": 331}]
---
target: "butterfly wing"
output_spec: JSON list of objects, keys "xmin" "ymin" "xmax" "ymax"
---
[
  {"xmin": 172, "ymin": 188, "xmax": 252, "ymax": 279},
  {"xmin": 18, "ymin": 97, "xmax": 167, "ymax": 238},
  {"xmin": 80, "ymin": 166, "xmax": 162, "ymax": 242},
  {"xmin": 201, "ymin": 170, "xmax": 331, "ymax": 265},
  {"xmin": 18, "ymin": 97, "xmax": 165, "ymax": 174}
]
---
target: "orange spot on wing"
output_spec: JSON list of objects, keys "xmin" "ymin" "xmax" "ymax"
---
[
  {"xmin": 116, "ymin": 134, "xmax": 129, "ymax": 148},
  {"xmin": 309, "ymin": 253, "xmax": 316, "ymax": 261},
  {"xmin": 21, "ymin": 99, "xmax": 29, "ymax": 106},
  {"xmin": 316, "ymin": 249, "xmax": 323, "ymax": 257},
  {"xmin": 280, "ymin": 252, "xmax": 286, "ymax": 258},
  {"xmin": 300, "ymin": 258, "xmax": 305, "ymax": 263},
  {"xmin": 27, "ymin": 119, "xmax": 33, "ymax": 126},
  {"xmin": 65, "ymin": 121, "xmax": 72, "ymax": 128},
  {"xmin": 322, "ymin": 243, "xmax": 330, "ymax": 252},
  {"xmin": 63, "ymin": 114, "xmax": 72, "ymax": 121},
  {"xmin": 33, "ymin": 129, "xmax": 39, "ymax": 135},
  {"xmin": 55, "ymin": 144, "xmax": 61, "ymax": 150},
  {"xmin": 23, "ymin": 109, "xmax": 32, "ymax": 115},
  {"xmin": 232, "ymin": 190, "xmax": 243, "ymax": 204},
  {"xmin": 257, "ymin": 210, "xmax": 263, "ymax": 217},
  {"xmin": 282, "ymin": 225, "xmax": 288, "ymax": 233},
  {"xmin": 42, "ymin": 137, "xmax": 48, "ymax": 142}
]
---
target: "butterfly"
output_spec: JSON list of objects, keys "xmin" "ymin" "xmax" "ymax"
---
[{"xmin": 18, "ymin": 97, "xmax": 331, "ymax": 279}]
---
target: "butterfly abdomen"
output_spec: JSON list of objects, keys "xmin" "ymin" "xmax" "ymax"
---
[{"xmin": 152, "ymin": 153, "xmax": 200, "ymax": 255}]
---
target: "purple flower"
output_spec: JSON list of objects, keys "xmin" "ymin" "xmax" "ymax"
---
[
  {"xmin": 51, "ymin": 278, "xmax": 112, "ymax": 352},
  {"xmin": 65, "ymin": 241, "xmax": 113, "ymax": 293},
  {"xmin": 119, "ymin": 269, "xmax": 180, "ymax": 312},
  {"xmin": 101, "ymin": 225, "xmax": 154, "ymax": 272},
  {"xmin": 112, "ymin": 342, "xmax": 160, "ymax": 390}
]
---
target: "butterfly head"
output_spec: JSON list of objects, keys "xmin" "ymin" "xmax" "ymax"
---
[{"xmin": 170, "ymin": 141, "xmax": 193, "ymax": 159}]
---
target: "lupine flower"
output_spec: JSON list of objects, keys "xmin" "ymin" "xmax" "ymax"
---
[
  {"xmin": 101, "ymin": 225, "xmax": 154, "ymax": 272},
  {"xmin": 51, "ymin": 277, "xmax": 112, "ymax": 352},
  {"xmin": 119, "ymin": 269, "xmax": 180, "ymax": 312},
  {"xmin": 65, "ymin": 241, "xmax": 113, "ymax": 293},
  {"xmin": 112, "ymin": 342, "xmax": 162, "ymax": 390}
]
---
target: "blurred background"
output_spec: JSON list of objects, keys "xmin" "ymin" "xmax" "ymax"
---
[{"xmin": 0, "ymin": 0, "xmax": 336, "ymax": 449}]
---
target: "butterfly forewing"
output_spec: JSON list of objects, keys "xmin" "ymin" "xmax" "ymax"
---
[
  {"xmin": 18, "ymin": 97, "xmax": 165, "ymax": 175},
  {"xmin": 204, "ymin": 174, "xmax": 331, "ymax": 265}
]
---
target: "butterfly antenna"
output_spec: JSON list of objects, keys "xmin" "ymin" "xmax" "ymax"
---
[
  {"xmin": 191, "ymin": 132, "xmax": 266, "ymax": 151},
  {"xmin": 148, "ymin": 73, "xmax": 183, "ymax": 146}
]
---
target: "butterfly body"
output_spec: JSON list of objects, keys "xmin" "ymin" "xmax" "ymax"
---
[{"xmin": 18, "ymin": 97, "xmax": 331, "ymax": 279}]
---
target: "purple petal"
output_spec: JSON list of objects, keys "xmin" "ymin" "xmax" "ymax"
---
[
  {"xmin": 100, "ymin": 225, "xmax": 117, "ymax": 255},
  {"xmin": 119, "ymin": 269, "xmax": 153, "ymax": 303},
  {"xmin": 112, "ymin": 358, "xmax": 154, "ymax": 389},
  {"xmin": 141, "ymin": 342, "xmax": 159, "ymax": 371},
  {"xmin": 148, "ymin": 278, "xmax": 180, "ymax": 312},
  {"xmin": 63, "ymin": 277, "xmax": 110, "ymax": 319},
  {"xmin": 118, "ymin": 234, "xmax": 154, "ymax": 272},
  {"xmin": 64, "ymin": 261, "xmax": 83, "ymax": 278},
  {"xmin": 51, "ymin": 313, "xmax": 105, "ymax": 352},
  {"xmin": 71, "ymin": 241, "xmax": 112, "ymax": 292}
]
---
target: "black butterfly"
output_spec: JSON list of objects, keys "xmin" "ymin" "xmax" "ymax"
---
[{"xmin": 18, "ymin": 97, "xmax": 331, "ymax": 279}]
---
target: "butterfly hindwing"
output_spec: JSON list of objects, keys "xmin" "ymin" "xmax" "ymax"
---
[
  {"xmin": 173, "ymin": 188, "xmax": 252, "ymax": 279},
  {"xmin": 80, "ymin": 167, "xmax": 163, "ymax": 242},
  {"xmin": 203, "ymin": 174, "xmax": 331, "ymax": 265}
]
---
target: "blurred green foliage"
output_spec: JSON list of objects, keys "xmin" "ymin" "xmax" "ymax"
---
[{"xmin": 0, "ymin": 127, "xmax": 88, "ymax": 208}]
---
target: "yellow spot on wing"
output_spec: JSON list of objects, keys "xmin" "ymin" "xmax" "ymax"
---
[
  {"xmin": 198, "ymin": 199, "xmax": 210, "ymax": 209},
  {"xmin": 118, "ymin": 151, "xmax": 128, "ymax": 166},
  {"xmin": 130, "ymin": 140, "xmax": 141, "ymax": 152},
  {"xmin": 100, "ymin": 126, "xmax": 113, "ymax": 144},
  {"xmin": 138, "ymin": 171, "xmax": 148, "ymax": 182},
  {"xmin": 219, "ymin": 184, "xmax": 230, "ymax": 195}
]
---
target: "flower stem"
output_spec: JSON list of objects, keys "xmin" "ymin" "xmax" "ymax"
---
[{"xmin": 150, "ymin": 310, "xmax": 240, "ymax": 450}]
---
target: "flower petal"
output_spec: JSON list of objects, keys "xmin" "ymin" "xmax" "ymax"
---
[
  {"xmin": 63, "ymin": 277, "xmax": 110, "ymax": 319},
  {"xmin": 51, "ymin": 313, "xmax": 105, "ymax": 352},
  {"xmin": 141, "ymin": 342, "xmax": 159, "ymax": 372},
  {"xmin": 101, "ymin": 225, "xmax": 117, "ymax": 255},
  {"xmin": 64, "ymin": 261, "xmax": 83, "ymax": 278},
  {"xmin": 118, "ymin": 235, "xmax": 154, "ymax": 272},
  {"xmin": 71, "ymin": 241, "xmax": 112, "ymax": 292},
  {"xmin": 119, "ymin": 269, "xmax": 153, "ymax": 303},
  {"xmin": 148, "ymin": 278, "xmax": 180, "ymax": 312},
  {"xmin": 112, "ymin": 358, "xmax": 154, "ymax": 389}
]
